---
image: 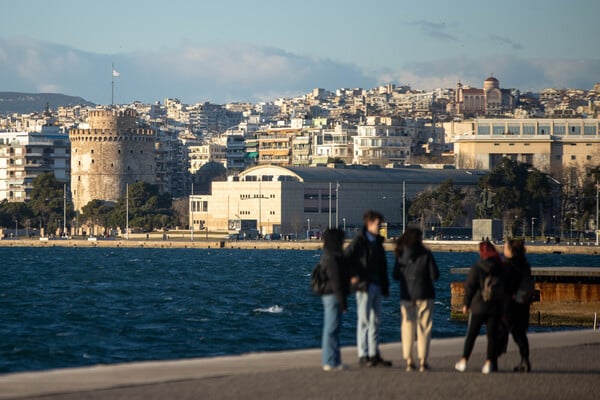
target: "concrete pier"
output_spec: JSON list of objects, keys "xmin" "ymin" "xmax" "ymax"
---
[
  {"xmin": 0, "ymin": 330, "xmax": 598, "ymax": 400},
  {"xmin": 451, "ymin": 267, "xmax": 600, "ymax": 325}
]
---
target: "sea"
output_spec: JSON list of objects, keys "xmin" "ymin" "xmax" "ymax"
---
[{"xmin": 0, "ymin": 247, "xmax": 598, "ymax": 373}]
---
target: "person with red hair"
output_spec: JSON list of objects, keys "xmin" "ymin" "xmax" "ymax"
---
[{"xmin": 455, "ymin": 241, "xmax": 505, "ymax": 374}]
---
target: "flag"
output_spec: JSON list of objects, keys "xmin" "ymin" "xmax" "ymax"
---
[{"xmin": 112, "ymin": 69, "xmax": 120, "ymax": 77}]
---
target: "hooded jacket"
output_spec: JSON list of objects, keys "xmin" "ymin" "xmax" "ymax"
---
[
  {"xmin": 320, "ymin": 229, "xmax": 349, "ymax": 310},
  {"xmin": 393, "ymin": 244, "xmax": 439, "ymax": 301},
  {"xmin": 464, "ymin": 257, "xmax": 504, "ymax": 314},
  {"xmin": 344, "ymin": 228, "xmax": 389, "ymax": 296}
]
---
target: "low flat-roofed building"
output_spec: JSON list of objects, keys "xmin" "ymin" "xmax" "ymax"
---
[
  {"xmin": 454, "ymin": 118, "xmax": 600, "ymax": 176},
  {"xmin": 190, "ymin": 164, "xmax": 485, "ymax": 236}
]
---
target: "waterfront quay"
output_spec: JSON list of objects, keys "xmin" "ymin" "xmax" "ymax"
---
[
  {"xmin": 1, "ymin": 236, "xmax": 600, "ymax": 255},
  {"xmin": 0, "ymin": 330, "xmax": 598, "ymax": 400}
]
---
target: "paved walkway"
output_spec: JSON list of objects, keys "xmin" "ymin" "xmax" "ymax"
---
[{"xmin": 1, "ymin": 330, "xmax": 599, "ymax": 399}]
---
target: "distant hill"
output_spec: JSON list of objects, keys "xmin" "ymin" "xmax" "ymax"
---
[{"xmin": 0, "ymin": 92, "xmax": 95, "ymax": 115}]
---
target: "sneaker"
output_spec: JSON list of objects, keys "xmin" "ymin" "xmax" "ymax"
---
[
  {"xmin": 455, "ymin": 359, "xmax": 467, "ymax": 372},
  {"xmin": 513, "ymin": 359, "xmax": 531, "ymax": 373},
  {"xmin": 481, "ymin": 360, "xmax": 497, "ymax": 374},
  {"xmin": 323, "ymin": 364, "xmax": 348, "ymax": 372},
  {"xmin": 419, "ymin": 363, "xmax": 430, "ymax": 372},
  {"xmin": 358, "ymin": 356, "xmax": 370, "ymax": 367},
  {"xmin": 322, "ymin": 364, "xmax": 335, "ymax": 371},
  {"xmin": 336, "ymin": 364, "xmax": 349, "ymax": 371},
  {"xmin": 369, "ymin": 354, "xmax": 392, "ymax": 367}
]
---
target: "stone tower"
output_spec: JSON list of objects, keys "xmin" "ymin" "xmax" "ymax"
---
[{"xmin": 69, "ymin": 108, "xmax": 156, "ymax": 211}]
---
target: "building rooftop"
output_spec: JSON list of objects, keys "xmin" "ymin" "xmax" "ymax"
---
[{"xmin": 239, "ymin": 164, "xmax": 486, "ymax": 185}]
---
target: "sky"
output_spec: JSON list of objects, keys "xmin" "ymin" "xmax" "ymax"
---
[{"xmin": 1, "ymin": 0, "xmax": 599, "ymax": 104}]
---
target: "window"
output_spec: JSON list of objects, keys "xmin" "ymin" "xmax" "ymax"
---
[
  {"xmin": 587, "ymin": 155, "xmax": 592, "ymax": 161},
  {"xmin": 571, "ymin": 155, "xmax": 576, "ymax": 160}
]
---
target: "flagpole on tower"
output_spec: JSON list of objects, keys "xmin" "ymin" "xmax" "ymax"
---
[{"xmin": 111, "ymin": 62, "xmax": 114, "ymax": 106}]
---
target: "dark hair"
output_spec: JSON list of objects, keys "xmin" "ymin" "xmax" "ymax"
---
[
  {"xmin": 479, "ymin": 241, "xmax": 501, "ymax": 264},
  {"xmin": 363, "ymin": 210, "xmax": 384, "ymax": 225},
  {"xmin": 506, "ymin": 238, "xmax": 526, "ymax": 260},
  {"xmin": 395, "ymin": 227, "xmax": 423, "ymax": 257},
  {"xmin": 322, "ymin": 228, "xmax": 345, "ymax": 251}
]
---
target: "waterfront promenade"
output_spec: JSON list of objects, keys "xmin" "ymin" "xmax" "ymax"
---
[
  {"xmin": 1, "ymin": 236, "xmax": 600, "ymax": 255},
  {"xmin": 1, "ymin": 330, "xmax": 598, "ymax": 400}
]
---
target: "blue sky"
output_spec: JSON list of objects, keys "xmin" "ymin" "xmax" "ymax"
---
[{"xmin": 1, "ymin": 0, "xmax": 598, "ymax": 104}]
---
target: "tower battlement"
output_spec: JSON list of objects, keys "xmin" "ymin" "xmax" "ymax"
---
[{"xmin": 69, "ymin": 108, "xmax": 156, "ymax": 211}]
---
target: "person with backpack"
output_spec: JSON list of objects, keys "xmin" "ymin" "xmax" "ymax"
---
[
  {"xmin": 393, "ymin": 227, "xmax": 440, "ymax": 372},
  {"xmin": 503, "ymin": 238, "xmax": 533, "ymax": 372},
  {"xmin": 345, "ymin": 210, "xmax": 392, "ymax": 367},
  {"xmin": 455, "ymin": 241, "xmax": 505, "ymax": 374},
  {"xmin": 317, "ymin": 228, "xmax": 350, "ymax": 371}
]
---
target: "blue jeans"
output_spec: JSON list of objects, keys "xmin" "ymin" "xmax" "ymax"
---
[
  {"xmin": 356, "ymin": 284, "xmax": 382, "ymax": 358},
  {"xmin": 322, "ymin": 294, "xmax": 342, "ymax": 367}
]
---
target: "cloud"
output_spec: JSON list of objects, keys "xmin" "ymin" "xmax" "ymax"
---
[
  {"xmin": 379, "ymin": 56, "xmax": 600, "ymax": 91},
  {"xmin": 489, "ymin": 34, "xmax": 524, "ymax": 50},
  {"xmin": 0, "ymin": 37, "xmax": 376, "ymax": 104},
  {"xmin": 404, "ymin": 20, "xmax": 459, "ymax": 42}
]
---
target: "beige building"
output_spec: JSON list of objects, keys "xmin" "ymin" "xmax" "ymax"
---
[
  {"xmin": 188, "ymin": 143, "xmax": 226, "ymax": 173},
  {"xmin": 189, "ymin": 164, "xmax": 483, "ymax": 236},
  {"xmin": 447, "ymin": 77, "xmax": 515, "ymax": 117},
  {"xmin": 353, "ymin": 117, "xmax": 412, "ymax": 166},
  {"xmin": 453, "ymin": 118, "xmax": 600, "ymax": 176}
]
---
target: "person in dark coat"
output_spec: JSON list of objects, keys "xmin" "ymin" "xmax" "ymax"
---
[
  {"xmin": 455, "ymin": 241, "xmax": 504, "ymax": 374},
  {"xmin": 344, "ymin": 210, "xmax": 392, "ymax": 367},
  {"xmin": 503, "ymin": 238, "xmax": 533, "ymax": 372},
  {"xmin": 320, "ymin": 228, "xmax": 349, "ymax": 371},
  {"xmin": 393, "ymin": 227, "xmax": 440, "ymax": 372}
]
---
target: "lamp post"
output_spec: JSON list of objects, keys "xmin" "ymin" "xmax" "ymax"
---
[
  {"xmin": 307, "ymin": 218, "xmax": 310, "ymax": 240},
  {"xmin": 531, "ymin": 217, "xmax": 536, "ymax": 242},
  {"xmin": 342, "ymin": 217, "xmax": 346, "ymax": 232},
  {"xmin": 570, "ymin": 218, "xmax": 576, "ymax": 240},
  {"xmin": 596, "ymin": 185, "xmax": 599, "ymax": 246}
]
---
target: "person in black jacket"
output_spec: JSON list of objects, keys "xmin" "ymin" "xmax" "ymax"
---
[
  {"xmin": 455, "ymin": 241, "xmax": 504, "ymax": 374},
  {"xmin": 503, "ymin": 238, "xmax": 533, "ymax": 372},
  {"xmin": 320, "ymin": 228, "xmax": 349, "ymax": 371},
  {"xmin": 393, "ymin": 227, "xmax": 440, "ymax": 372},
  {"xmin": 345, "ymin": 210, "xmax": 392, "ymax": 367}
]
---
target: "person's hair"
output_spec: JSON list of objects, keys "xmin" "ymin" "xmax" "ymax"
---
[
  {"xmin": 479, "ymin": 241, "xmax": 501, "ymax": 264},
  {"xmin": 363, "ymin": 210, "xmax": 384, "ymax": 225},
  {"xmin": 322, "ymin": 228, "xmax": 345, "ymax": 250},
  {"xmin": 506, "ymin": 238, "xmax": 526, "ymax": 260},
  {"xmin": 395, "ymin": 227, "xmax": 423, "ymax": 257}
]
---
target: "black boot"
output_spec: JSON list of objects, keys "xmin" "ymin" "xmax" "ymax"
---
[{"xmin": 513, "ymin": 358, "xmax": 531, "ymax": 372}]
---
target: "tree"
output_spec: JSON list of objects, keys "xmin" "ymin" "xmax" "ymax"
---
[
  {"xmin": 408, "ymin": 179, "xmax": 468, "ymax": 231},
  {"xmin": 28, "ymin": 173, "xmax": 73, "ymax": 234},
  {"xmin": 110, "ymin": 182, "xmax": 177, "ymax": 232},
  {"xmin": 81, "ymin": 200, "xmax": 115, "ymax": 235},
  {"xmin": 0, "ymin": 200, "xmax": 33, "ymax": 229}
]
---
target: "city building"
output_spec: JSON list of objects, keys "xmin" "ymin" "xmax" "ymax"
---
[
  {"xmin": 447, "ymin": 77, "xmax": 515, "ymax": 117},
  {"xmin": 353, "ymin": 117, "xmax": 412, "ymax": 166},
  {"xmin": 0, "ymin": 125, "xmax": 70, "ymax": 202},
  {"xmin": 188, "ymin": 143, "xmax": 226, "ymax": 173},
  {"xmin": 452, "ymin": 118, "xmax": 600, "ymax": 176},
  {"xmin": 312, "ymin": 125, "xmax": 356, "ymax": 165},
  {"xmin": 69, "ymin": 109, "xmax": 156, "ymax": 211},
  {"xmin": 189, "ymin": 164, "xmax": 484, "ymax": 235}
]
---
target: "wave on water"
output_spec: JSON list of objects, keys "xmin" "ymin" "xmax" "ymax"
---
[{"xmin": 253, "ymin": 305, "xmax": 284, "ymax": 314}]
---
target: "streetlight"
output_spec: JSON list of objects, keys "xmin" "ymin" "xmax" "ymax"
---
[
  {"xmin": 307, "ymin": 218, "xmax": 310, "ymax": 240},
  {"xmin": 570, "ymin": 218, "xmax": 576, "ymax": 240},
  {"xmin": 531, "ymin": 217, "xmax": 536, "ymax": 242},
  {"xmin": 342, "ymin": 217, "xmax": 346, "ymax": 232}
]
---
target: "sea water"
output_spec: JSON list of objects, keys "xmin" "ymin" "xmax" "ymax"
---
[{"xmin": 0, "ymin": 247, "xmax": 597, "ymax": 373}]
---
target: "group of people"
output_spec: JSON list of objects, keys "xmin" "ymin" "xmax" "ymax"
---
[{"xmin": 317, "ymin": 210, "xmax": 533, "ymax": 374}]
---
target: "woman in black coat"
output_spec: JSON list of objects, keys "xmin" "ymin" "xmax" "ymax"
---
[
  {"xmin": 455, "ymin": 241, "xmax": 504, "ymax": 374},
  {"xmin": 503, "ymin": 239, "xmax": 533, "ymax": 372},
  {"xmin": 393, "ymin": 228, "xmax": 440, "ymax": 372},
  {"xmin": 319, "ymin": 228, "xmax": 349, "ymax": 371}
]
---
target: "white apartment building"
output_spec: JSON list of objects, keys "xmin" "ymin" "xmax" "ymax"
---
[
  {"xmin": 188, "ymin": 143, "xmax": 226, "ymax": 173},
  {"xmin": 353, "ymin": 117, "xmax": 412, "ymax": 166},
  {"xmin": 312, "ymin": 125, "xmax": 357, "ymax": 165},
  {"xmin": 0, "ymin": 126, "xmax": 70, "ymax": 202}
]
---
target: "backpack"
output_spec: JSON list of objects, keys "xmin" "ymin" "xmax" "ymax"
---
[
  {"xmin": 311, "ymin": 263, "xmax": 328, "ymax": 294},
  {"xmin": 515, "ymin": 273, "xmax": 535, "ymax": 304},
  {"xmin": 480, "ymin": 267, "xmax": 503, "ymax": 303}
]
